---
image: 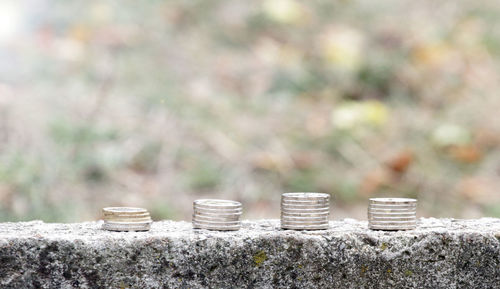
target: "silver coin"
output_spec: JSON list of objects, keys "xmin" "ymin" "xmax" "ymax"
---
[
  {"xmin": 368, "ymin": 203, "xmax": 416, "ymax": 208},
  {"xmin": 103, "ymin": 212, "xmax": 151, "ymax": 217},
  {"xmin": 281, "ymin": 223, "xmax": 329, "ymax": 230},
  {"xmin": 369, "ymin": 198, "xmax": 417, "ymax": 204},
  {"xmin": 281, "ymin": 220, "xmax": 328, "ymax": 226},
  {"xmin": 193, "ymin": 212, "xmax": 243, "ymax": 220},
  {"xmin": 281, "ymin": 210, "xmax": 330, "ymax": 216},
  {"xmin": 103, "ymin": 218, "xmax": 153, "ymax": 223},
  {"xmin": 103, "ymin": 207, "xmax": 148, "ymax": 214},
  {"xmin": 281, "ymin": 202, "xmax": 329, "ymax": 208},
  {"xmin": 281, "ymin": 208, "xmax": 330, "ymax": 214},
  {"xmin": 193, "ymin": 208, "xmax": 242, "ymax": 215},
  {"xmin": 191, "ymin": 218, "xmax": 241, "ymax": 225},
  {"xmin": 282, "ymin": 192, "xmax": 330, "ymax": 200},
  {"xmin": 281, "ymin": 221, "xmax": 329, "ymax": 225},
  {"xmin": 368, "ymin": 214, "xmax": 417, "ymax": 220},
  {"xmin": 193, "ymin": 205, "xmax": 242, "ymax": 211},
  {"xmin": 102, "ymin": 222, "xmax": 151, "ymax": 232},
  {"xmin": 368, "ymin": 222, "xmax": 417, "ymax": 227},
  {"xmin": 368, "ymin": 208, "xmax": 417, "ymax": 215},
  {"xmin": 281, "ymin": 215, "xmax": 329, "ymax": 219},
  {"xmin": 369, "ymin": 216, "xmax": 416, "ymax": 221},
  {"xmin": 193, "ymin": 209, "xmax": 242, "ymax": 217},
  {"xmin": 281, "ymin": 197, "xmax": 330, "ymax": 204},
  {"xmin": 368, "ymin": 225, "xmax": 416, "ymax": 231},
  {"xmin": 104, "ymin": 220, "xmax": 153, "ymax": 225},
  {"xmin": 193, "ymin": 205, "xmax": 242, "ymax": 212},
  {"xmin": 368, "ymin": 207, "xmax": 416, "ymax": 212},
  {"xmin": 193, "ymin": 211, "xmax": 242, "ymax": 218},
  {"xmin": 192, "ymin": 214, "xmax": 240, "ymax": 221},
  {"xmin": 103, "ymin": 214, "xmax": 152, "ymax": 218},
  {"xmin": 192, "ymin": 222, "xmax": 240, "ymax": 231},
  {"xmin": 281, "ymin": 199, "xmax": 330, "ymax": 205},
  {"xmin": 194, "ymin": 199, "xmax": 241, "ymax": 208},
  {"xmin": 368, "ymin": 209, "xmax": 416, "ymax": 213},
  {"xmin": 369, "ymin": 206, "xmax": 416, "ymax": 210},
  {"xmin": 281, "ymin": 215, "xmax": 329, "ymax": 220}
]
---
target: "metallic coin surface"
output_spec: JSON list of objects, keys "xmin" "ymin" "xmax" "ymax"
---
[
  {"xmin": 192, "ymin": 223, "xmax": 241, "ymax": 231},
  {"xmin": 281, "ymin": 192, "xmax": 330, "ymax": 230},
  {"xmin": 281, "ymin": 203, "xmax": 330, "ymax": 209},
  {"xmin": 194, "ymin": 199, "xmax": 241, "ymax": 208},
  {"xmin": 367, "ymin": 198, "xmax": 417, "ymax": 231},
  {"xmin": 280, "ymin": 211, "xmax": 330, "ymax": 217},
  {"xmin": 191, "ymin": 218, "xmax": 241, "ymax": 225},
  {"xmin": 192, "ymin": 214, "xmax": 241, "ymax": 222},
  {"xmin": 282, "ymin": 192, "xmax": 330, "ymax": 200},
  {"xmin": 192, "ymin": 199, "xmax": 242, "ymax": 231},
  {"xmin": 280, "ymin": 223, "xmax": 329, "ymax": 230},
  {"xmin": 281, "ymin": 215, "xmax": 328, "ymax": 221},
  {"xmin": 193, "ymin": 207, "xmax": 242, "ymax": 214},
  {"xmin": 103, "ymin": 207, "xmax": 148, "ymax": 214},
  {"xmin": 101, "ymin": 207, "xmax": 153, "ymax": 232},
  {"xmin": 281, "ymin": 199, "xmax": 329, "ymax": 205},
  {"xmin": 369, "ymin": 198, "xmax": 416, "ymax": 204},
  {"xmin": 102, "ymin": 222, "xmax": 151, "ymax": 232}
]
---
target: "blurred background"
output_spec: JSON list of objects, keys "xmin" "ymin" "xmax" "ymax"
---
[{"xmin": 0, "ymin": 0, "xmax": 499, "ymax": 222}]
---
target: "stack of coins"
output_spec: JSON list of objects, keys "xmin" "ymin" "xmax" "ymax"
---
[
  {"xmin": 102, "ymin": 207, "xmax": 152, "ymax": 232},
  {"xmin": 368, "ymin": 198, "xmax": 417, "ymax": 230},
  {"xmin": 281, "ymin": 192, "xmax": 330, "ymax": 230},
  {"xmin": 192, "ymin": 199, "xmax": 242, "ymax": 231}
]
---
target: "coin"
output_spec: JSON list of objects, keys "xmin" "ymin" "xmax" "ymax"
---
[
  {"xmin": 102, "ymin": 207, "xmax": 153, "ymax": 232},
  {"xmin": 369, "ymin": 198, "xmax": 416, "ymax": 204},
  {"xmin": 281, "ymin": 203, "xmax": 330, "ymax": 209},
  {"xmin": 280, "ymin": 223, "xmax": 329, "ymax": 230},
  {"xmin": 194, "ymin": 199, "xmax": 241, "ymax": 208},
  {"xmin": 281, "ymin": 192, "xmax": 330, "ymax": 230},
  {"xmin": 368, "ymin": 225, "xmax": 416, "ymax": 230},
  {"xmin": 367, "ymin": 198, "xmax": 417, "ymax": 231},
  {"xmin": 192, "ymin": 214, "xmax": 240, "ymax": 222},
  {"xmin": 281, "ymin": 214, "xmax": 328, "ymax": 221},
  {"xmin": 102, "ymin": 222, "xmax": 151, "ymax": 231},
  {"xmin": 192, "ymin": 222, "xmax": 241, "ymax": 231},
  {"xmin": 192, "ymin": 199, "xmax": 242, "ymax": 231}
]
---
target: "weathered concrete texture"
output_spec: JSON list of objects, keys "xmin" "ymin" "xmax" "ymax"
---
[{"xmin": 0, "ymin": 218, "xmax": 500, "ymax": 289}]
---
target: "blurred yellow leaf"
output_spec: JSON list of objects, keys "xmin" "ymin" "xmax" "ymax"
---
[
  {"xmin": 319, "ymin": 26, "xmax": 364, "ymax": 71},
  {"xmin": 331, "ymin": 100, "xmax": 389, "ymax": 130},
  {"xmin": 362, "ymin": 101, "xmax": 389, "ymax": 126},
  {"xmin": 262, "ymin": 0, "xmax": 305, "ymax": 25}
]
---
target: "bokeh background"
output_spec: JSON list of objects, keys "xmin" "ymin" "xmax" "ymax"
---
[{"xmin": 0, "ymin": 0, "xmax": 500, "ymax": 222}]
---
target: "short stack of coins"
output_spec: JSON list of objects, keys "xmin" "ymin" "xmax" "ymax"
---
[
  {"xmin": 368, "ymin": 198, "xmax": 417, "ymax": 230},
  {"xmin": 102, "ymin": 207, "xmax": 152, "ymax": 232},
  {"xmin": 192, "ymin": 199, "xmax": 242, "ymax": 231},
  {"xmin": 281, "ymin": 192, "xmax": 330, "ymax": 230}
]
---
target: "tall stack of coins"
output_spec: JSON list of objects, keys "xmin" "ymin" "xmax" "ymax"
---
[
  {"xmin": 368, "ymin": 198, "xmax": 417, "ymax": 230},
  {"xmin": 102, "ymin": 207, "xmax": 152, "ymax": 231},
  {"xmin": 281, "ymin": 192, "xmax": 330, "ymax": 230},
  {"xmin": 192, "ymin": 199, "xmax": 242, "ymax": 231}
]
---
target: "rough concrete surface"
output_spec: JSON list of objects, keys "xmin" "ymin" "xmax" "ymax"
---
[{"xmin": 0, "ymin": 218, "xmax": 499, "ymax": 288}]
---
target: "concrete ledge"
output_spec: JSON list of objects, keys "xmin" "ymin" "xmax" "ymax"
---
[{"xmin": 1, "ymin": 218, "xmax": 499, "ymax": 288}]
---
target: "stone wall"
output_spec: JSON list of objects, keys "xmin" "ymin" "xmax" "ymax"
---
[{"xmin": 0, "ymin": 218, "xmax": 499, "ymax": 288}]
